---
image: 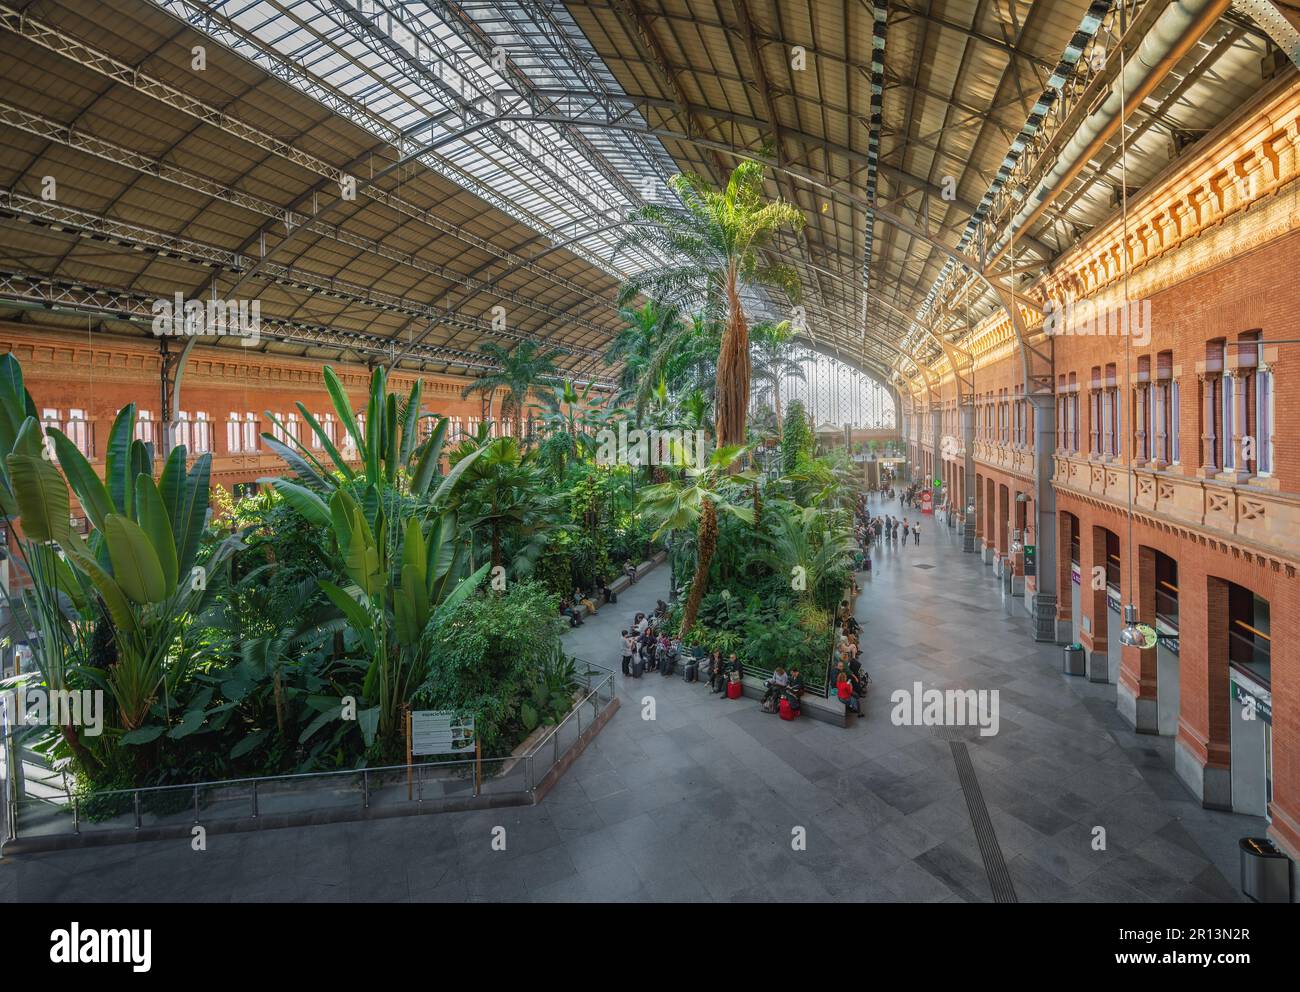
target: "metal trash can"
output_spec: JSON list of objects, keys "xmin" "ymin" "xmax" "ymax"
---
[
  {"xmin": 1063, "ymin": 644, "xmax": 1086, "ymax": 677},
  {"xmin": 1240, "ymin": 837, "xmax": 1292, "ymax": 903}
]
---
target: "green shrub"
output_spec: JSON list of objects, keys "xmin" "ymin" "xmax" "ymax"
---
[{"xmin": 413, "ymin": 582, "xmax": 566, "ymax": 756}]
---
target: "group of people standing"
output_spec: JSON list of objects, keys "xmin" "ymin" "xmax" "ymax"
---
[
  {"xmin": 874, "ymin": 514, "xmax": 920, "ymax": 545},
  {"xmin": 620, "ymin": 600, "xmax": 681, "ymax": 677}
]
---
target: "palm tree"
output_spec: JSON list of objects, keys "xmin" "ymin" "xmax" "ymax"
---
[
  {"xmin": 607, "ymin": 302, "xmax": 676, "ymax": 410},
  {"xmin": 448, "ymin": 436, "xmax": 562, "ymax": 572},
  {"xmin": 637, "ymin": 444, "xmax": 755, "ymax": 637},
  {"xmin": 461, "ymin": 341, "xmax": 564, "ymax": 444},
  {"xmin": 751, "ymin": 320, "xmax": 805, "ymax": 439},
  {"xmin": 617, "ymin": 161, "xmax": 804, "ymax": 450},
  {"xmin": 752, "ymin": 503, "xmax": 858, "ymax": 605}
]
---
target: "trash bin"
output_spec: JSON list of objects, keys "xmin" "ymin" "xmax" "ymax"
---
[
  {"xmin": 1063, "ymin": 644, "xmax": 1086, "ymax": 677},
  {"xmin": 1239, "ymin": 837, "xmax": 1292, "ymax": 903}
]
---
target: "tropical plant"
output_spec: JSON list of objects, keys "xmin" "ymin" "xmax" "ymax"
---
[
  {"xmin": 637, "ymin": 443, "xmax": 755, "ymax": 637},
  {"xmin": 5, "ymin": 390, "xmax": 237, "ymax": 744},
  {"xmin": 262, "ymin": 364, "xmax": 495, "ymax": 751},
  {"xmin": 414, "ymin": 580, "xmax": 565, "ymax": 755},
  {"xmin": 751, "ymin": 502, "xmax": 857, "ymax": 607},
  {"xmin": 313, "ymin": 487, "xmax": 489, "ymax": 751},
  {"xmin": 751, "ymin": 320, "xmax": 805, "ymax": 438},
  {"xmin": 780, "ymin": 399, "xmax": 814, "ymax": 474},
  {"xmin": 617, "ymin": 160, "xmax": 804, "ymax": 449},
  {"xmin": 262, "ymin": 365, "xmax": 459, "ymax": 504},
  {"xmin": 460, "ymin": 341, "xmax": 563, "ymax": 444},
  {"xmin": 447, "ymin": 436, "xmax": 564, "ymax": 573}
]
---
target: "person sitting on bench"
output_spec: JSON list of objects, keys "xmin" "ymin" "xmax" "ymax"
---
[
  {"xmin": 559, "ymin": 598, "xmax": 583, "ymax": 627},
  {"xmin": 786, "ymin": 666, "xmax": 804, "ymax": 698},
  {"xmin": 574, "ymin": 586, "xmax": 598, "ymax": 615},
  {"xmin": 720, "ymin": 653, "xmax": 742, "ymax": 700},
  {"xmin": 659, "ymin": 634, "xmax": 679, "ymax": 676},
  {"xmin": 707, "ymin": 650, "xmax": 726, "ymax": 694},
  {"xmin": 761, "ymin": 666, "xmax": 789, "ymax": 709},
  {"xmin": 624, "ymin": 559, "xmax": 639, "ymax": 584},
  {"xmin": 837, "ymin": 673, "xmax": 862, "ymax": 717}
]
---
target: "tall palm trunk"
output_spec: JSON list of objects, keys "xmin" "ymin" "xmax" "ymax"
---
[
  {"xmin": 715, "ymin": 268, "xmax": 750, "ymax": 453},
  {"xmin": 678, "ymin": 497, "xmax": 717, "ymax": 637}
]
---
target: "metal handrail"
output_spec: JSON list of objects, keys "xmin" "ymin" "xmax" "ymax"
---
[{"xmin": 4, "ymin": 667, "xmax": 620, "ymax": 843}]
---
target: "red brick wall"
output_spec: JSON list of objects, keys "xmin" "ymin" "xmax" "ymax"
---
[{"xmin": 0, "ymin": 323, "xmax": 563, "ymax": 494}]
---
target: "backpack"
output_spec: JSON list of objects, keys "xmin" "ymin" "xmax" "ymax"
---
[{"xmin": 837, "ymin": 681, "xmax": 852, "ymax": 702}]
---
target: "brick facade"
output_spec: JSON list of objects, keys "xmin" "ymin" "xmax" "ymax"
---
[{"xmin": 900, "ymin": 82, "xmax": 1300, "ymax": 862}]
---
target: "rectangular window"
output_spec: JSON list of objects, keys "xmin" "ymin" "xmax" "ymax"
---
[
  {"xmin": 1112, "ymin": 387, "xmax": 1121, "ymax": 458},
  {"xmin": 135, "ymin": 412, "xmax": 155, "ymax": 448},
  {"xmin": 1256, "ymin": 367, "xmax": 1272, "ymax": 475},
  {"xmin": 67, "ymin": 408, "xmax": 91, "ymax": 457},
  {"xmin": 1089, "ymin": 391, "xmax": 1100, "ymax": 455},
  {"xmin": 193, "ymin": 413, "xmax": 212, "ymax": 455},
  {"xmin": 1102, "ymin": 390, "xmax": 1112, "ymax": 456},
  {"xmin": 227, "ymin": 413, "xmax": 244, "ymax": 454},
  {"xmin": 1221, "ymin": 374, "xmax": 1234, "ymax": 470},
  {"xmin": 242, "ymin": 413, "xmax": 259, "ymax": 453},
  {"xmin": 1171, "ymin": 381, "xmax": 1180, "ymax": 465}
]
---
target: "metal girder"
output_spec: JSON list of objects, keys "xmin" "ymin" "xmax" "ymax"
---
[
  {"xmin": 0, "ymin": 190, "xmax": 606, "ymax": 359},
  {"xmin": 7, "ymin": 0, "xmax": 621, "ymax": 283},
  {"xmin": 983, "ymin": 0, "xmax": 1235, "ymax": 271},
  {"xmin": 0, "ymin": 107, "xmax": 603, "ymax": 318},
  {"xmin": 1235, "ymin": 0, "xmax": 1300, "ymax": 65},
  {"xmin": 398, "ymin": 102, "xmax": 1021, "ymax": 317},
  {"xmin": 889, "ymin": 1, "xmax": 1058, "ymax": 72},
  {"xmin": 0, "ymin": 100, "xmax": 639, "ymax": 368},
  {"xmin": 0, "ymin": 269, "xmax": 619, "ymax": 388}
]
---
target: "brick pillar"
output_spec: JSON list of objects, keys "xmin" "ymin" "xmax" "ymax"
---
[
  {"xmin": 1055, "ymin": 511, "xmax": 1073, "ymax": 630},
  {"xmin": 982, "ymin": 477, "xmax": 996, "ymax": 565},
  {"xmin": 996, "ymin": 485, "xmax": 1009, "ymax": 553},
  {"xmin": 1152, "ymin": 379, "xmax": 1168, "ymax": 470},
  {"xmin": 1198, "ymin": 373, "xmax": 1218, "ymax": 476},
  {"xmin": 1118, "ymin": 545, "xmax": 1159, "ymax": 733},
  {"xmin": 1268, "ymin": 580, "xmax": 1300, "ymax": 864},
  {"xmin": 1081, "ymin": 526, "xmax": 1110, "ymax": 683},
  {"xmin": 1174, "ymin": 574, "xmax": 1232, "ymax": 809}
]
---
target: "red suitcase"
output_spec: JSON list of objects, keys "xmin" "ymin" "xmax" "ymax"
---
[
  {"xmin": 779, "ymin": 697, "xmax": 798, "ymax": 720},
  {"xmin": 726, "ymin": 680, "xmax": 742, "ymax": 699}
]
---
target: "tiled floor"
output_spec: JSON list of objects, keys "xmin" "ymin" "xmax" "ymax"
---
[{"xmin": 0, "ymin": 496, "xmax": 1263, "ymax": 902}]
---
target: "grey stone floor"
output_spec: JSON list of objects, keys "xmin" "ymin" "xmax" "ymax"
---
[{"xmin": 0, "ymin": 496, "xmax": 1263, "ymax": 902}]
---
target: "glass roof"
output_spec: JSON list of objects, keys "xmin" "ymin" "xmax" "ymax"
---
[{"xmin": 163, "ymin": 0, "xmax": 683, "ymax": 280}]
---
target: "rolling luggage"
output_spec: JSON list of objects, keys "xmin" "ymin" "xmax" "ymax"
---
[
  {"xmin": 779, "ymin": 697, "xmax": 798, "ymax": 720},
  {"xmin": 632, "ymin": 657, "xmax": 644, "ymax": 678},
  {"xmin": 726, "ymin": 680, "xmax": 743, "ymax": 699},
  {"xmin": 683, "ymin": 661, "xmax": 697, "ymax": 683}
]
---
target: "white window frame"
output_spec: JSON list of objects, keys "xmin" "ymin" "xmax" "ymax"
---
[
  {"xmin": 1221, "ymin": 373, "xmax": 1235, "ymax": 470},
  {"xmin": 1255, "ymin": 367, "xmax": 1273, "ymax": 476}
]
